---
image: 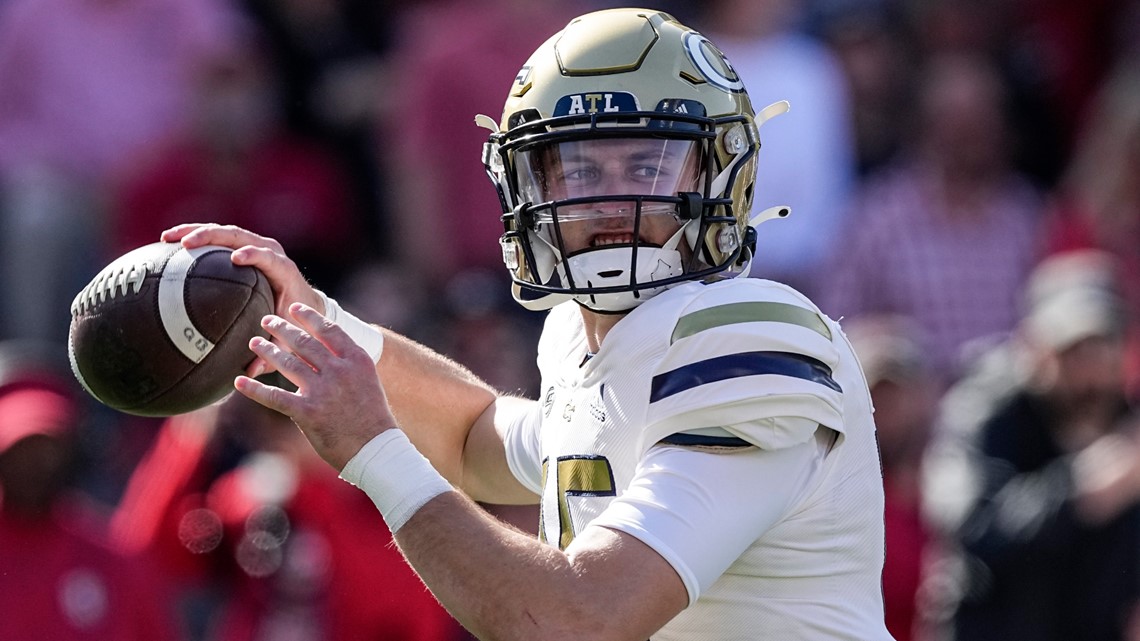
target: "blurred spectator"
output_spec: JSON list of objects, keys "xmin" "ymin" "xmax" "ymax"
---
[
  {"xmin": 1123, "ymin": 0, "xmax": 1140, "ymax": 58},
  {"xmin": 818, "ymin": 52, "xmax": 1043, "ymax": 383},
  {"xmin": 111, "ymin": 392, "xmax": 468, "ymax": 641},
  {"xmin": 336, "ymin": 259, "xmax": 436, "ymax": 342},
  {"xmin": 815, "ymin": 0, "xmax": 916, "ymax": 175},
  {"xmin": 337, "ymin": 261, "xmax": 543, "ymax": 537},
  {"xmin": 0, "ymin": 341, "xmax": 177, "ymax": 640},
  {"xmin": 846, "ymin": 316, "xmax": 938, "ymax": 641},
  {"xmin": 903, "ymin": 0, "xmax": 1067, "ymax": 186},
  {"xmin": 239, "ymin": 0, "xmax": 397, "ymax": 255},
  {"xmin": 385, "ymin": 0, "xmax": 576, "ymax": 288},
  {"xmin": 433, "ymin": 270, "xmax": 543, "ymax": 398},
  {"xmin": 1043, "ymin": 62, "xmax": 1140, "ymax": 398},
  {"xmin": 1003, "ymin": 0, "xmax": 1131, "ymax": 148},
  {"xmin": 920, "ymin": 250, "xmax": 1140, "ymax": 641},
  {"xmin": 0, "ymin": 0, "xmax": 242, "ymax": 343},
  {"xmin": 113, "ymin": 33, "xmax": 364, "ymax": 289},
  {"xmin": 698, "ymin": 0, "xmax": 857, "ymax": 297}
]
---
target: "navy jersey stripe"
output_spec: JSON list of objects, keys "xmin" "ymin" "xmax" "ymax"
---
[
  {"xmin": 658, "ymin": 433, "xmax": 753, "ymax": 447},
  {"xmin": 650, "ymin": 351, "xmax": 842, "ymax": 403}
]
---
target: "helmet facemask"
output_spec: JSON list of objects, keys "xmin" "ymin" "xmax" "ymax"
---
[{"xmin": 493, "ymin": 111, "xmax": 756, "ymax": 313}]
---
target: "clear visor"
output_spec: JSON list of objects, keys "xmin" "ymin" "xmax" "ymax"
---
[{"xmin": 515, "ymin": 137, "xmax": 704, "ymax": 223}]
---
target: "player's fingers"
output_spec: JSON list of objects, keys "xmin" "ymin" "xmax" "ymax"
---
[
  {"xmin": 244, "ymin": 355, "xmax": 275, "ymax": 379},
  {"xmin": 287, "ymin": 303, "xmax": 360, "ymax": 359},
  {"xmin": 226, "ymin": 242, "xmax": 296, "ymax": 282},
  {"xmin": 260, "ymin": 314, "xmax": 333, "ymax": 371},
  {"xmin": 250, "ymin": 331, "xmax": 318, "ymax": 384},
  {"xmin": 160, "ymin": 223, "xmax": 208, "ymax": 243},
  {"xmin": 160, "ymin": 223, "xmax": 242, "ymax": 245},
  {"xmin": 234, "ymin": 374, "xmax": 301, "ymax": 416},
  {"xmin": 174, "ymin": 224, "xmax": 284, "ymax": 253}
]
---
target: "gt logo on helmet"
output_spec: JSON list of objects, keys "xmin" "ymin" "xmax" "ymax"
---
[{"xmin": 682, "ymin": 32, "xmax": 745, "ymax": 93}]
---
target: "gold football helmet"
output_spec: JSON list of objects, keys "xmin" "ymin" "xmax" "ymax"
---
[{"xmin": 481, "ymin": 8, "xmax": 788, "ymax": 312}]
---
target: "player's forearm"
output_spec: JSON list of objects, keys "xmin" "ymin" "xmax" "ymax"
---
[
  {"xmin": 393, "ymin": 491, "xmax": 665, "ymax": 641},
  {"xmin": 375, "ymin": 329, "xmax": 500, "ymax": 487}
]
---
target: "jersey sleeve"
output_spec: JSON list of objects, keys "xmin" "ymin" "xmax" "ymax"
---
[
  {"xmin": 499, "ymin": 398, "xmax": 544, "ymax": 495},
  {"xmin": 502, "ymin": 302, "xmax": 585, "ymax": 495},
  {"xmin": 588, "ymin": 433, "xmax": 827, "ymax": 604},
  {"xmin": 643, "ymin": 282, "xmax": 844, "ymax": 452}
]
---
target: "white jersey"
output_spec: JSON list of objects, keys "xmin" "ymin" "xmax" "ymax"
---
[{"xmin": 503, "ymin": 278, "xmax": 894, "ymax": 640}]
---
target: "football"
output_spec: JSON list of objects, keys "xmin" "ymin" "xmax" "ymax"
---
[{"xmin": 68, "ymin": 242, "xmax": 274, "ymax": 416}]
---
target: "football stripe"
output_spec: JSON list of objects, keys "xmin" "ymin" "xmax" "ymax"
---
[
  {"xmin": 649, "ymin": 350, "xmax": 842, "ymax": 403},
  {"xmin": 670, "ymin": 301, "xmax": 832, "ymax": 344},
  {"xmin": 158, "ymin": 247, "xmax": 218, "ymax": 364}
]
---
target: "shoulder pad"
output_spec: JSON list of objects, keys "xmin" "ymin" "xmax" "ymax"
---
[{"xmin": 642, "ymin": 280, "xmax": 844, "ymax": 451}]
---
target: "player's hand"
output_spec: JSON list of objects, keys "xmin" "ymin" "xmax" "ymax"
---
[
  {"xmin": 161, "ymin": 223, "xmax": 323, "ymax": 377},
  {"xmin": 234, "ymin": 302, "xmax": 396, "ymax": 470}
]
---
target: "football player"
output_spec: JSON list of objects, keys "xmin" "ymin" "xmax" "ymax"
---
[{"xmin": 164, "ymin": 8, "xmax": 895, "ymax": 640}]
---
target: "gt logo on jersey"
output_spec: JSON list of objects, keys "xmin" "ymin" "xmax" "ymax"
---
[{"xmin": 553, "ymin": 91, "xmax": 638, "ymax": 116}]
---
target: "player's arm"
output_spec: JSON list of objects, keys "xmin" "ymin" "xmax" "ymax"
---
[
  {"xmin": 161, "ymin": 223, "xmax": 534, "ymax": 504},
  {"xmin": 394, "ymin": 491, "xmax": 687, "ymax": 641},
  {"xmin": 398, "ymin": 434, "xmax": 824, "ymax": 641},
  {"xmin": 240, "ymin": 303, "xmax": 688, "ymax": 640},
  {"xmin": 377, "ymin": 329, "xmax": 539, "ymax": 504},
  {"xmin": 238, "ymin": 304, "xmax": 829, "ymax": 639}
]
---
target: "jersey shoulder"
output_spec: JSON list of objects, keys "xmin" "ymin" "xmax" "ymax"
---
[{"xmin": 642, "ymin": 279, "xmax": 846, "ymax": 451}]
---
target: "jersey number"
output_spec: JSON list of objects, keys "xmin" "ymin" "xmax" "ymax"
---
[{"xmin": 540, "ymin": 455, "xmax": 616, "ymax": 549}]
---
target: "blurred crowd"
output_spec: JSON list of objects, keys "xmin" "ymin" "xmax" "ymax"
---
[{"xmin": 1, "ymin": 0, "xmax": 1139, "ymax": 639}]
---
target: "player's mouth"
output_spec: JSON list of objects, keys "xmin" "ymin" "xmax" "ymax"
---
[
  {"xmin": 573, "ymin": 233, "xmax": 662, "ymax": 256},
  {"xmin": 591, "ymin": 233, "xmax": 635, "ymax": 247}
]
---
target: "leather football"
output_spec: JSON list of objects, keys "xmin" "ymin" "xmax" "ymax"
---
[{"xmin": 68, "ymin": 242, "xmax": 273, "ymax": 416}]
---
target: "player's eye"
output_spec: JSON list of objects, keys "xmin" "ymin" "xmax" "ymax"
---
[
  {"xmin": 562, "ymin": 165, "xmax": 600, "ymax": 184},
  {"xmin": 629, "ymin": 165, "xmax": 665, "ymax": 180}
]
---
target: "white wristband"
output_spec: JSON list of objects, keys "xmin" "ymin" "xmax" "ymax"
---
[
  {"xmin": 339, "ymin": 429, "xmax": 453, "ymax": 532},
  {"xmin": 317, "ymin": 290, "xmax": 384, "ymax": 363}
]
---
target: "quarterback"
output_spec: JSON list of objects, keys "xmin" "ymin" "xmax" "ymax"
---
[{"xmin": 165, "ymin": 8, "xmax": 895, "ymax": 641}]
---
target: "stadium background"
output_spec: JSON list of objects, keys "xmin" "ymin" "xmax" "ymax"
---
[{"xmin": 1, "ymin": 0, "xmax": 1138, "ymax": 639}]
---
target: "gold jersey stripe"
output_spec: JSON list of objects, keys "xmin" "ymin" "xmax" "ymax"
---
[{"xmin": 671, "ymin": 301, "xmax": 832, "ymax": 344}]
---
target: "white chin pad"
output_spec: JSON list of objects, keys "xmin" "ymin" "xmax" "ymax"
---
[{"xmin": 561, "ymin": 246, "xmax": 684, "ymax": 312}]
